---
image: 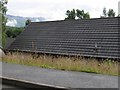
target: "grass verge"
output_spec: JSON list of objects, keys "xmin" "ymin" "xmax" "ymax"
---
[{"xmin": 1, "ymin": 52, "xmax": 119, "ymax": 76}]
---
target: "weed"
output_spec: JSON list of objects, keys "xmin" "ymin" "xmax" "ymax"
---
[{"xmin": 1, "ymin": 52, "xmax": 119, "ymax": 76}]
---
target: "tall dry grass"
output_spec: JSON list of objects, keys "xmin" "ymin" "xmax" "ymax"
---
[{"xmin": 1, "ymin": 52, "xmax": 119, "ymax": 76}]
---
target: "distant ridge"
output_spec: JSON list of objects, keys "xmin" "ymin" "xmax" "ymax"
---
[{"xmin": 6, "ymin": 14, "xmax": 46, "ymax": 27}]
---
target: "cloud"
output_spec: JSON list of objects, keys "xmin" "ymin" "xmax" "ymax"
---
[
  {"xmin": 7, "ymin": 0, "xmax": 119, "ymax": 20},
  {"xmin": 6, "ymin": 19, "xmax": 17, "ymax": 27}
]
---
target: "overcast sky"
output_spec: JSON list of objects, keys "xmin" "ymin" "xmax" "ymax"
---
[{"xmin": 7, "ymin": 0, "xmax": 120, "ymax": 21}]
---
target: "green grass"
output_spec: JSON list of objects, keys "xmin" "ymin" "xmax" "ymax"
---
[{"xmin": 1, "ymin": 52, "xmax": 119, "ymax": 76}]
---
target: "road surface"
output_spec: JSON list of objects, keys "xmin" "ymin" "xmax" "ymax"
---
[{"xmin": 1, "ymin": 62, "xmax": 119, "ymax": 89}]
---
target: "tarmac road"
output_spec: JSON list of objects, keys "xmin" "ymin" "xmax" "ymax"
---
[{"xmin": 1, "ymin": 62, "xmax": 119, "ymax": 89}]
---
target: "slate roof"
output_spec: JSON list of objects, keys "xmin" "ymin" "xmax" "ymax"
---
[
  {"xmin": 5, "ymin": 38, "xmax": 15, "ymax": 49},
  {"xmin": 8, "ymin": 17, "xmax": 120, "ymax": 59}
]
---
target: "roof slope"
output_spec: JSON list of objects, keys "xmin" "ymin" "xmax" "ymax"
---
[{"xmin": 8, "ymin": 17, "xmax": 120, "ymax": 59}]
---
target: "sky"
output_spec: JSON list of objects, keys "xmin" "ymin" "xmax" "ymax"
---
[{"xmin": 7, "ymin": 0, "xmax": 120, "ymax": 21}]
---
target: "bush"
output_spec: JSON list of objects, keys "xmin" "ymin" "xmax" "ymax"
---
[{"xmin": 6, "ymin": 26, "xmax": 24, "ymax": 38}]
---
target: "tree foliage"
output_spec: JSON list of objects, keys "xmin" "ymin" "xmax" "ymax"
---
[
  {"xmin": 76, "ymin": 9, "xmax": 90, "ymax": 19},
  {"xmin": 0, "ymin": 0, "xmax": 8, "ymax": 47},
  {"xmin": 101, "ymin": 8, "xmax": 115, "ymax": 18},
  {"xmin": 65, "ymin": 9, "xmax": 90, "ymax": 20},
  {"xmin": 65, "ymin": 9, "xmax": 76, "ymax": 20},
  {"xmin": 103, "ymin": 7, "xmax": 107, "ymax": 17},
  {"xmin": 107, "ymin": 9, "xmax": 115, "ymax": 17},
  {"xmin": 25, "ymin": 19, "xmax": 31, "ymax": 26},
  {"xmin": 6, "ymin": 26, "xmax": 24, "ymax": 38}
]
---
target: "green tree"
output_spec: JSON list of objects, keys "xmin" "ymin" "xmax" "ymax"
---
[
  {"xmin": 83, "ymin": 12, "xmax": 90, "ymax": 19},
  {"xmin": 76, "ymin": 9, "xmax": 90, "ymax": 19},
  {"xmin": 6, "ymin": 26, "xmax": 24, "ymax": 38},
  {"xmin": 25, "ymin": 19, "xmax": 31, "ymax": 26},
  {"xmin": 76, "ymin": 9, "xmax": 84, "ymax": 19},
  {"xmin": 0, "ymin": 0, "xmax": 8, "ymax": 47},
  {"xmin": 65, "ymin": 9, "xmax": 76, "ymax": 20},
  {"xmin": 107, "ymin": 9, "xmax": 115, "ymax": 17},
  {"xmin": 101, "ymin": 8, "xmax": 116, "ymax": 18},
  {"xmin": 103, "ymin": 7, "xmax": 107, "ymax": 17},
  {"xmin": 65, "ymin": 9, "xmax": 90, "ymax": 20}
]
